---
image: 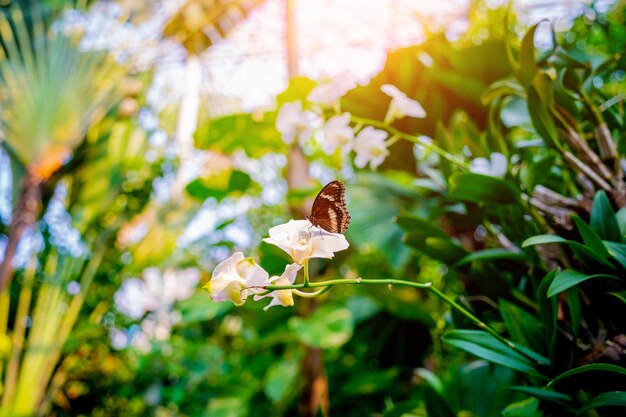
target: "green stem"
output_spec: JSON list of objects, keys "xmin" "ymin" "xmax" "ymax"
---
[
  {"xmin": 303, "ymin": 261, "xmax": 310, "ymax": 287},
  {"xmin": 350, "ymin": 115, "xmax": 470, "ymax": 170},
  {"xmin": 293, "ymin": 286, "xmax": 331, "ymax": 298},
  {"xmin": 266, "ymin": 277, "xmax": 545, "ymax": 366}
]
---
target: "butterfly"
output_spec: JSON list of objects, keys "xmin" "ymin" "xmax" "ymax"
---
[{"xmin": 306, "ymin": 180, "xmax": 350, "ymax": 234}]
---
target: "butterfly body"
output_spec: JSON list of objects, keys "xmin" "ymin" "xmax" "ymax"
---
[{"xmin": 306, "ymin": 180, "xmax": 350, "ymax": 234}]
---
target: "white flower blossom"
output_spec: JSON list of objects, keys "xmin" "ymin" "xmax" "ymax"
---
[
  {"xmin": 263, "ymin": 220, "xmax": 349, "ymax": 264},
  {"xmin": 142, "ymin": 267, "xmax": 200, "ymax": 312},
  {"xmin": 381, "ymin": 84, "xmax": 426, "ymax": 123},
  {"xmin": 321, "ymin": 113, "xmax": 354, "ymax": 155},
  {"xmin": 353, "ymin": 126, "xmax": 389, "ymax": 169},
  {"xmin": 469, "ymin": 152, "xmax": 508, "ymax": 178},
  {"xmin": 308, "ymin": 75, "xmax": 356, "ymax": 106},
  {"xmin": 112, "ymin": 267, "xmax": 200, "ymax": 349},
  {"xmin": 114, "ymin": 268, "xmax": 199, "ymax": 318},
  {"xmin": 276, "ymin": 101, "xmax": 317, "ymax": 145},
  {"xmin": 114, "ymin": 278, "xmax": 147, "ymax": 319},
  {"xmin": 254, "ymin": 263, "xmax": 302, "ymax": 310},
  {"xmin": 203, "ymin": 252, "xmax": 269, "ymax": 305}
]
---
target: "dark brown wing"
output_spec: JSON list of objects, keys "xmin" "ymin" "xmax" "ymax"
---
[{"xmin": 308, "ymin": 180, "xmax": 350, "ymax": 234}]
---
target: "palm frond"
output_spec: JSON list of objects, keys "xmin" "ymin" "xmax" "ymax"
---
[{"xmin": 0, "ymin": 6, "xmax": 127, "ymax": 180}]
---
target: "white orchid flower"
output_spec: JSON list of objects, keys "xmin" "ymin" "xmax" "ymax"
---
[
  {"xmin": 203, "ymin": 252, "xmax": 269, "ymax": 306},
  {"xmin": 321, "ymin": 113, "xmax": 354, "ymax": 155},
  {"xmin": 469, "ymin": 152, "xmax": 508, "ymax": 178},
  {"xmin": 381, "ymin": 84, "xmax": 426, "ymax": 123},
  {"xmin": 276, "ymin": 101, "xmax": 318, "ymax": 145},
  {"xmin": 263, "ymin": 220, "xmax": 349, "ymax": 264},
  {"xmin": 308, "ymin": 75, "xmax": 356, "ymax": 106},
  {"xmin": 254, "ymin": 263, "xmax": 302, "ymax": 310},
  {"xmin": 353, "ymin": 126, "xmax": 389, "ymax": 169}
]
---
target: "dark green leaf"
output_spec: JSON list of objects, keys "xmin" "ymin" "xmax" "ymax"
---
[
  {"xmin": 609, "ymin": 291, "xmax": 626, "ymax": 306},
  {"xmin": 576, "ymin": 391, "xmax": 626, "ymax": 415},
  {"xmin": 616, "ymin": 207, "xmax": 626, "ymax": 239},
  {"xmin": 442, "ymin": 330, "xmax": 546, "ymax": 378},
  {"xmin": 523, "ymin": 235, "xmax": 616, "ymax": 269},
  {"xmin": 591, "ymin": 190, "xmax": 621, "ymax": 242},
  {"xmin": 572, "ymin": 215, "xmax": 610, "ymax": 258},
  {"xmin": 547, "ymin": 269, "xmax": 619, "ymax": 297},
  {"xmin": 340, "ymin": 368, "xmax": 399, "ymax": 396},
  {"xmin": 449, "ymin": 173, "xmax": 519, "ymax": 204},
  {"xmin": 505, "ymin": 386, "xmax": 572, "ymax": 404},
  {"xmin": 526, "ymin": 86, "xmax": 558, "ymax": 148},
  {"xmin": 567, "ymin": 288, "xmax": 581, "ymax": 337},
  {"xmin": 522, "ymin": 235, "xmax": 567, "ymax": 247},
  {"xmin": 424, "ymin": 385, "xmax": 456, "ymax": 417},
  {"xmin": 453, "ymin": 248, "xmax": 526, "ymax": 268},
  {"xmin": 604, "ymin": 241, "xmax": 626, "ymax": 269},
  {"xmin": 537, "ymin": 270, "xmax": 558, "ymax": 358},
  {"xmin": 548, "ymin": 364, "xmax": 626, "ymax": 387},
  {"xmin": 397, "ymin": 214, "xmax": 467, "ymax": 264},
  {"xmin": 499, "ymin": 300, "xmax": 543, "ymax": 354},
  {"xmin": 502, "ymin": 397, "xmax": 540, "ymax": 417}
]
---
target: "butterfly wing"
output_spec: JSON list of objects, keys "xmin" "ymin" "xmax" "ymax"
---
[{"xmin": 309, "ymin": 181, "xmax": 350, "ymax": 234}]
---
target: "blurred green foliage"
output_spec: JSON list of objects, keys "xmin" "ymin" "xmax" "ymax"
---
[{"xmin": 1, "ymin": 1, "xmax": 626, "ymax": 417}]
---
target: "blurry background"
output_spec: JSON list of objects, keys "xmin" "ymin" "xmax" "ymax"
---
[{"xmin": 0, "ymin": 0, "xmax": 624, "ymax": 416}]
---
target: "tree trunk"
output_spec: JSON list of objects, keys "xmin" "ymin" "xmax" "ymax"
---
[{"xmin": 0, "ymin": 172, "xmax": 42, "ymax": 291}]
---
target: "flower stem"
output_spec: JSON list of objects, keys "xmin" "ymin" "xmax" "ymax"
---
[
  {"xmin": 350, "ymin": 115, "xmax": 470, "ymax": 170},
  {"xmin": 303, "ymin": 260, "xmax": 310, "ymax": 287},
  {"xmin": 266, "ymin": 277, "xmax": 545, "ymax": 366}
]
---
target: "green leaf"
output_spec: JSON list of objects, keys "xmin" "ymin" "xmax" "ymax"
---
[
  {"xmin": 424, "ymin": 385, "xmax": 456, "ymax": 417},
  {"xmin": 576, "ymin": 392, "xmax": 626, "ymax": 415},
  {"xmin": 505, "ymin": 386, "xmax": 572, "ymax": 404},
  {"xmin": 546, "ymin": 269, "xmax": 619, "ymax": 297},
  {"xmin": 206, "ymin": 397, "xmax": 249, "ymax": 417},
  {"xmin": 186, "ymin": 170, "xmax": 251, "ymax": 201},
  {"xmin": 519, "ymin": 23, "xmax": 540, "ymax": 85},
  {"xmin": 604, "ymin": 241, "xmax": 626, "ymax": 269},
  {"xmin": 523, "ymin": 235, "xmax": 616, "ymax": 269},
  {"xmin": 481, "ymin": 79, "xmax": 525, "ymax": 105},
  {"xmin": 548, "ymin": 364, "xmax": 626, "ymax": 387},
  {"xmin": 449, "ymin": 173, "xmax": 519, "ymax": 204},
  {"xmin": 572, "ymin": 215, "xmax": 610, "ymax": 258},
  {"xmin": 616, "ymin": 207, "xmax": 626, "ymax": 238},
  {"xmin": 532, "ymin": 69, "xmax": 555, "ymax": 109},
  {"xmin": 521, "ymin": 153, "xmax": 555, "ymax": 191},
  {"xmin": 264, "ymin": 350, "xmax": 302, "ymax": 403},
  {"xmin": 526, "ymin": 86, "xmax": 558, "ymax": 148},
  {"xmin": 453, "ymin": 248, "xmax": 526, "ymax": 268},
  {"xmin": 537, "ymin": 270, "xmax": 558, "ymax": 358},
  {"xmin": 397, "ymin": 214, "xmax": 467, "ymax": 264},
  {"xmin": 609, "ymin": 291, "xmax": 626, "ymax": 306},
  {"xmin": 276, "ymin": 76, "xmax": 317, "ymax": 105},
  {"xmin": 567, "ymin": 288, "xmax": 581, "ymax": 336},
  {"xmin": 442, "ymin": 330, "xmax": 546, "ymax": 378},
  {"xmin": 288, "ymin": 306, "xmax": 354, "ymax": 349},
  {"xmin": 341, "ymin": 368, "xmax": 399, "ymax": 396},
  {"xmin": 499, "ymin": 300, "xmax": 543, "ymax": 354},
  {"xmin": 502, "ymin": 397, "xmax": 540, "ymax": 417},
  {"xmin": 522, "ymin": 234, "xmax": 567, "ymax": 247},
  {"xmin": 591, "ymin": 190, "xmax": 621, "ymax": 242},
  {"xmin": 414, "ymin": 368, "xmax": 444, "ymax": 395},
  {"xmin": 194, "ymin": 112, "xmax": 283, "ymax": 157}
]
